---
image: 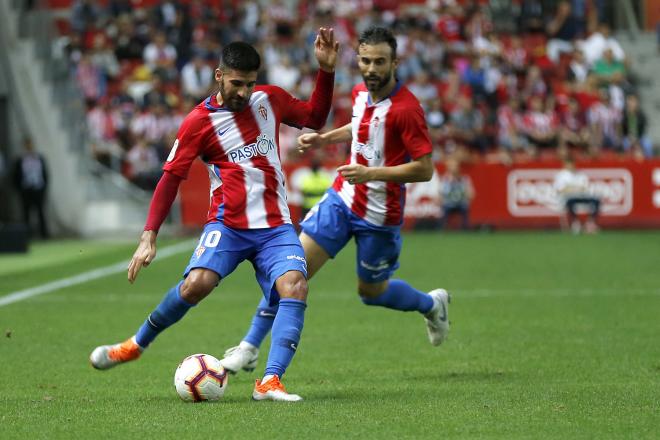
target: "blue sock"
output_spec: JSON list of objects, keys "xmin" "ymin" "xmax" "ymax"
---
[
  {"xmin": 361, "ymin": 279, "xmax": 434, "ymax": 314},
  {"xmin": 264, "ymin": 298, "xmax": 306, "ymax": 378},
  {"xmin": 135, "ymin": 281, "xmax": 195, "ymax": 348},
  {"xmin": 243, "ymin": 297, "xmax": 278, "ymax": 348}
]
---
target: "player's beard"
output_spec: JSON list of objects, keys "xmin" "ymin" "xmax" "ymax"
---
[
  {"xmin": 363, "ymin": 71, "xmax": 392, "ymax": 92},
  {"xmin": 219, "ymin": 80, "xmax": 249, "ymax": 112}
]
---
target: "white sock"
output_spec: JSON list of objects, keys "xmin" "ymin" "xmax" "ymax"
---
[{"xmin": 262, "ymin": 374, "xmax": 275, "ymax": 383}]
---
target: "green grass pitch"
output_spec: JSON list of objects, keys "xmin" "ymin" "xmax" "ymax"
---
[{"xmin": 0, "ymin": 231, "xmax": 658, "ymax": 439}]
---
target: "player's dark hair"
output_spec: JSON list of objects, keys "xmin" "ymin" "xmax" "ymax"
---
[
  {"xmin": 220, "ymin": 42, "xmax": 261, "ymax": 72},
  {"xmin": 358, "ymin": 27, "xmax": 397, "ymax": 59}
]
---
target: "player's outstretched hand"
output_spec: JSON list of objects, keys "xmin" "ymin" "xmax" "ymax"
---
[
  {"xmin": 297, "ymin": 133, "xmax": 325, "ymax": 153},
  {"xmin": 314, "ymin": 27, "xmax": 339, "ymax": 72},
  {"xmin": 337, "ymin": 164, "xmax": 371, "ymax": 185},
  {"xmin": 128, "ymin": 230, "xmax": 157, "ymax": 284}
]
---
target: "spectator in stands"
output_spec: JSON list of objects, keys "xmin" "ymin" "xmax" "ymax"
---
[
  {"xmin": 566, "ymin": 49, "xmax": 589, "ymax": 84},
  {"xmin": 592, "ymin": 48, "xmax": 626, "ymax": 87},
  {"xmin": 76, "ymin": 52, "xmax": 106, "ymax": 103},
  {"xmin": 267, "ymin": 53, "xmax": 300, "ymax": 90},
  {"xmin": 546, "ymin": 1, "xmax": 580, "ymax": 63},
  {"xmin": 90, "ymin": 34, "xmax": 120, "ymax": 82},
  {"xmin": 522, "ymin": 95, "xmax": 559, "ymax": 156},
  {"xmin": 497, "ymin": 97, "xmax": 528, "ymax": 162},
  {"xmin": 408, "ymin": 71, "xmax": 438, "ymax": 111},
  {"xmin": 447, "ymin": 96, "xmax": 486, "ymax": 154},
  {"xmin": 143, "ymin": 31, "xmax": 177, "ymax": 80},
  {"xmin": 12, "ymin": 138, "xmax": 49, "ymax": 239},
  {"xmin": 71, "ymin": 0, "xmax": 100, "ymax": 34},
  {"xmin": 621, "ymin": 95, "xmax": 653, "ymax": 158},
  {"xmin": 439, "ymin": 68, "xmax": 472, "ymax": 114},
  {"xmin": 112, "ymin": 14, "xmax": 146, "ymax": 61},
  {"xmin": 180, "ymin": 52, "xmax": 213, "ymax": 102},
  {"xmin": 579, "ymin": 23, "xmax": 625, "ymax": 66},
  {"xmin": 554, "ymin": 157, "xmax": 600, "ymax": 234},
  {"xmin": 521, "ymin": 65, "xmax": 547, "ymax": 102},
  {"xmin": 438, "ymin": 158, "xmax": 474, "ymax": 230},
  {"xmin": 588, "ymin": 88, "xmax": 621, "ymax": 154},
  {"xmin": 503, "ymin": 35, "xmax": 529, "ymax": 75},
  {"xmin": 559, "ymin": 97, "xmax": 590, "ymax": 158},
  {"xmin": 518, "ymin": 0, "xmax": 545, "ymax": 33},
  {"xmin": 87, "ymin": 99, "xmax": 123, "ymax": 170},
  {"xmin": 125, "ymin": 137, "xmax": 162, "ymax": 191}
]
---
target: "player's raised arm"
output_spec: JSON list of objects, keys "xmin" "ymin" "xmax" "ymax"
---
[
  {"xmin": 274, "ymin": 28, "xmax": 338, "ymax": 130},
  {"xmin": 297, "ymin": 123, "xmax": 352, "ymax": 153}
]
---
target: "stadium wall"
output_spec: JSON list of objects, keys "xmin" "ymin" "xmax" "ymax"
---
[{"xmin": 178, "ymin": 159, "xmax": 660, "ymax": 230}]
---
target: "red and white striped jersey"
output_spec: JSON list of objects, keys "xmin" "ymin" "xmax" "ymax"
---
[
  {"xmin": 333, "ymin": 82, "xmax": 432, "ymax": 226},
  {"xmin": 164, "ymin": 86, "xmax": 319, "ymax": 229}
]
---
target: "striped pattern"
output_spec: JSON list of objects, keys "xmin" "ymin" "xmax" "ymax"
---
[
  {"xmin": 333, "ymin": 83, "xmax": 432, "ymax": 226},
  {"xmin": 164, "ymin": 88, "xmax": 293, "ymax": 229}
]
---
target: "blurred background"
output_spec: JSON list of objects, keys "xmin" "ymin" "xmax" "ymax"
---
[{"xmin": 1, "ymin": 0, "xmax": 660, "ymax": 248}]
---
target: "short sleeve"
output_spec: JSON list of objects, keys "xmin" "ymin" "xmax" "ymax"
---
[
  {"xmin": 162, "ymin": 110, "xmax": 207, "ymax": 179},
  {"xmin": 397, "ymin": 106, "xmax": 433, "ymax": 159}
]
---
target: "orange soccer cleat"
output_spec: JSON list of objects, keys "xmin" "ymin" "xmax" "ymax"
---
[
  {"xmin": 90, "ymin": 336, "xmax": 143, "ymax": 370},
  {"xmin": 252, "ymin": 375, "xmax": 302, "ymax": 402}
]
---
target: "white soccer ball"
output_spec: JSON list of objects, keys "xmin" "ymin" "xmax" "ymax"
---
[{"xmin": 174, "ymin": 353, "xmax": 228, "ymax": 402}]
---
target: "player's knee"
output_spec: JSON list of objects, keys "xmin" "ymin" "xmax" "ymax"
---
[
  {"xmin": 180, "ymin": 270, "xmax": 218, "ymax": 304},
  {"xmin": 277, "ymin": 271, "xmax": 308, "ymax": 301}
]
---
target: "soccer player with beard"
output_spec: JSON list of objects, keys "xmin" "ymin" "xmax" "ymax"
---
[
  {"xmin": 90, "ymin": 28, "xmax": 339, "ymax": 402},
  {"xmin": 221, "ymin": 27, "xmax": 450, "ymax": 375}
]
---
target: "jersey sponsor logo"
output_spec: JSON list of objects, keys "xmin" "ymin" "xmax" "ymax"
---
[
  {"xmin": 166, "ymin": 138, "xmax": 179, "ymax": 162},
  {"xmin": 228, "ymin": 133, "xmax": 276, "ymax": 163},
  {"xmin": 353, "ymin": 140, "xmax": 382, "ymax": 160},
  {"xmin": 507, "ymin": 168, "xmax": 633, "ymax": 216},
  {"xmin": 258, "ymin": 104, "xmax": 268, "ymax": 121}
]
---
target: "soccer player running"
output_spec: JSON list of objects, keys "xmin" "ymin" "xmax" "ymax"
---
[
  {"xmin": 90, "ymin": 29, "xmax": 339, "ymax": 402},
  {"xmin": 221, "ymin": 27, "xmax": 450, "ymax": 374}
]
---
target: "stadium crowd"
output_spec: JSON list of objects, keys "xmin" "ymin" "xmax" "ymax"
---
[{"xmin": 54, "ymin": 0, "xmax": 654, "ymax": 189}]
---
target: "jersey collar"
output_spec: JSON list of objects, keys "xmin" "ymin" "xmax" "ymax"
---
[
  {"xmin": 204, "ymin": 94, "xmax": 231, "ymax": 112},
  {"xmin": 367, "ymin": 79, "xmax": 402, "ymax": 106}
]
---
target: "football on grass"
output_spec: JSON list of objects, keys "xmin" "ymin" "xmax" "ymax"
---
[{"xmin": 174, "ymin": 354, "xmax": 228, "ymax": 402}]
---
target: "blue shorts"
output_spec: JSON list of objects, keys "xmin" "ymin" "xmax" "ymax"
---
[
  {"xmin": 300, "ymin": 189, "xmax": 401, "ymax": 283},
  {"xmin": 184, "ymin": 223, "xmax": 307, "ymax": 305}
]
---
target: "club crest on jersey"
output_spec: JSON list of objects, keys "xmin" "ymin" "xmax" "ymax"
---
[
  {"xmin": 354, "ymin": 141, "xmax": 381, "ymax": 160},
  {"xmin": 258, "ymin": 104, "xmax": 268, "ymax": 121},
  {"xmin": 372, "ymin": 116, "xmax": 380, "ymax": 128},
  {"xmin": 228, "ymin": 133, "xmax": 276, "ymax": 162}
]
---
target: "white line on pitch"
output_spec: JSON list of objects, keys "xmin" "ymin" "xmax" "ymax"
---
[{"xmin": 0, "ymin": 241, "xmax": 194, "ymax": 308}]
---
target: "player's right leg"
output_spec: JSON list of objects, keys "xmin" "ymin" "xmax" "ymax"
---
[
  {"xmin": 91, "ymin": 223, "xmax": 239, "ymax": 370},
  {"xmin": 90, "ymin": 269, "xmax": 219, "ymax": 370},
  {"xmin": 354, "ymin": 225, "xmax": 450, "ymax": 345}
]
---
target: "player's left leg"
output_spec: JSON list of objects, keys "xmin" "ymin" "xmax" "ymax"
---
[
  {"xmin": 222, "ymin": 191, "xmax": 350, "ymax": 374},
  {"xmin": 249, "ymin": 224, "xmax": 309, "ymax": 402},
  {"xmin": 354, "ymin": 225, "xmax": 450, "ymax": 346}
]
